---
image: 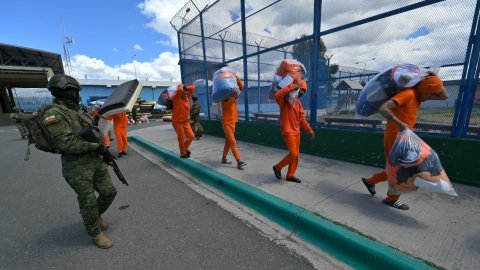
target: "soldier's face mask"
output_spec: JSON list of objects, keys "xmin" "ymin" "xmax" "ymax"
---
[{"xmin": 62, "ymin": 89, "xmax": 81, "ymax": 104}]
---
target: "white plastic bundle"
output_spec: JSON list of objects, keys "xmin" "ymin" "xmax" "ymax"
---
[
  {"xmin": 212, "ymin": 67, "xmax": 239, "ymax": 103},
  {"xmin": 268, "ymin": 59, "xmax": 306, "ymax": 106},
  {"xmin": 387, "ymin": 129, "xmax": 458, "ymax": 196}
]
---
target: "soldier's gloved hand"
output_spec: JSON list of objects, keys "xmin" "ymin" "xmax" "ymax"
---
[
  {"xmin": 95, "ymin": 144, "xmax": 108, "ymax": 155},
  {"xmin": 102, "ymin": 153, "xmax": 115, "ymax": 166}
]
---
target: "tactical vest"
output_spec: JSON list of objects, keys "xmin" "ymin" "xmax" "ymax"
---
[
  {"xmin": 23, "ymin": 104, "xmax": 104, "ymax": 160},
  {"xmin": 10, "ymin": 113, "xmax": 23, "ymax": 123}
]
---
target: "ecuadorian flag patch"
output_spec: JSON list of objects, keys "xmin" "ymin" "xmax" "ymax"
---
[{"xmin": 44, "ymin": 115, "xmax": 57, "ymax": 124}]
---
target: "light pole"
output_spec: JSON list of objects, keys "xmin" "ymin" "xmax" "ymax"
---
[
  {"xmin": 356, "ymin": 58, "xmax": 375, "ymax": 82},
  {"xmin": 131, "ymin": 55, "xmax": 137, "ymax": 79},
  {"xmin": 356, "ymin": 58, "xmax": 376, "ymax": 73}
]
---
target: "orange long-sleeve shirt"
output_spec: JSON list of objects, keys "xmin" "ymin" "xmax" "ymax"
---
[
  {"xmin": 275, "ymin": 84, "xmax": 313, "ymax": 135},
  {"xmin": 113, "ymin": 112, "xmax": 129, "ymax": 127},
  {"xmin": 221, "ymin": 77, "xmax": 244, "ymax": 124},
  {"xmin": 95, "ymin": 111, "xmax": 127, "ymax": 127},
  {"xmin": 172, "ymin": 84, "xmax": 195, "ymax": 123},
  {"xmin": 385, "ymin": 88, "xmax": 421, "ymax": 138}
]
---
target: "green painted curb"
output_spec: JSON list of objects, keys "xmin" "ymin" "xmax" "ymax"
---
[{"xmin": 128, "ymin": 135, "xmax": 437, "ymax": 270}]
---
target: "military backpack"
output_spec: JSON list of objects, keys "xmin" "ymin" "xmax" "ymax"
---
[{"xmin": 23, "ymin": 105, "xmax": 73, "ymax": 160}]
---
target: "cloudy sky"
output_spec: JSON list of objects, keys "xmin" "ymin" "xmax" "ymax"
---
[
  {"xmin": 2, "ymin": 0, "xmax": 190, "ymax": 84},
  {"xmin": 1, "ymin": 0, "xmax": 477, "ymax": 93}
]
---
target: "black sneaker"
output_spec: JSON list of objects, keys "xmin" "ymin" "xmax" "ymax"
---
[
  {"xmin": 273, "ymin": 166, "xmax": 281, "ymax": 179},
  {"xmin": 118, "ymin": 153, "xmax": 123, "ymax": 158},
  {"xmin": 237, "ymin": 161, "xmax": 247, "ymax": 168},
  {"xmin": 383, "ymin": 199, "xmax": 409, "ymax": 210},
  {"xmin": 122, "ymin": 151, "xmax": 128, "ymax": 155},
  {"xmin": 362, "ymin": 178, "xmax": 376, "ymax": 196},
  {"xmin": 286, "ymin": 176, "xmax": 301, "ymax": 183},
  {"xmin": 181, "ymin": 154, "xmax": 190, "ymax": 158},
  {"xmin": 186, "ymin": 150, "xmax": 191, "ymax": 157}
]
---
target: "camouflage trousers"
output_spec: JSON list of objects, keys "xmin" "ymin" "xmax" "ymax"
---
[
  {"xmin": 16, "ymin": 123, "xmax": 28, "ymax": 137},
  {"xmin": 62, "ymin": 153, "xmax": 117, "ymax": 236}
]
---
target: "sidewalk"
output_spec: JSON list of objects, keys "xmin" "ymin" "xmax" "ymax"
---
[{"xmin": 129, "ymin": 124, "xmax": 480, "ymax": 270}]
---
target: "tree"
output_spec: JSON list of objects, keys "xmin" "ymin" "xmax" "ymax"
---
[{"xmin": 292, "ymin": 34, "xmax": 338, "ymax": 93}]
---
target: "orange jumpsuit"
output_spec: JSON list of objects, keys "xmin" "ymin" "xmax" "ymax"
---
[
  {"xmin": 274, "ymin": 83, "xmax": 313, "ymax": 179},
  {"xmin": 365, "ymin": 88, "xmax": 421, "ymax": 202},
  {"xmin": 221, "ymin": 77, "xmax": 244, "ymax": 161},
  {"xmin": 92, "ymin": 109, "xmax": 110, "ymax": 146},
  {"xmin": 105, "ymin": 113, "xmax": 129, "ymax": 153},
  {"xmin": 172, "ymin": 84, "xmax": 195, "ymax": 157}
]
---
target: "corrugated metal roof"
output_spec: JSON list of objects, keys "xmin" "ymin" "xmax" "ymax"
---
[
  {"xmin": 0, "ymin": 43, "xmax": 64, "ymax": 75},
  {"xmin": 334, "ymin": 80, "xmax": 364, "ymax": 91}
]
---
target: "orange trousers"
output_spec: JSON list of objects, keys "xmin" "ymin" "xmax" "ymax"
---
[
  {"xmin": 275, "ymin": 133, "xmax": 300, "ymax": 179},
  {"xmin": 114, "ymin": 126, "xmax": 127, "ymax": 152},
  {"xmin": 222, "ymin": 122, "xmax": 241, "ymax": 160},
  {"xmin": 172, "ymin": 121, "xmax": 194, "ymax": 156},
  {"xmin": 366, "ymin": 136, "xmax": 400, "ymax": 202}
]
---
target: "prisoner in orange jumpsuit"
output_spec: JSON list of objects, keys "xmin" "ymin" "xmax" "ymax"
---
[
  {"xmin": 362, "ymin": 72, "xmax": 449, "ymax": 210},
  {"xmin": 92, "ymin": 109, "xmax": 110, "ymax": 147},
  {"xmin": 273, "ymin": 80, "xmax": 314, "ymax": 183},
  {"xmin": 221, "ymin": 76, "xmax": 247, "ymax": 168},
  {"xmin": 172, "ymin": 84, "xmax": 195, "ymax": 158},
  {"xmin": 102, "ymin": 112, "xmax": 129, "ymax": 158}
]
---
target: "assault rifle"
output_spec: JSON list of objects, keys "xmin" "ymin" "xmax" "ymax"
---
[{"xmin": 80, "ymin": 125, "xmax": 129, "ymax": 186}]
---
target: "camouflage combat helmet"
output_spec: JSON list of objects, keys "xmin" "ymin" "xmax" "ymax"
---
[
  {"xmin": 47, "ymin": 75, "xmax": 82, "ymax": 91},
  {"xmin": 192, "ymin": 93, "xmax": 198, "ymax": 99},
  {"xmin": 12, "ymin": 107, "xmax": 19, "ymax": 112}
]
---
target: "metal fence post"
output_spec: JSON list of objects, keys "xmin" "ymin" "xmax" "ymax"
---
[
  {"xmin": 177, "ymin": 31, "xmax": 184, "ymax": 82},
  {"xmin": 257, "ymin": 44, "xmax": 261, "ymax": 113},
  {"xmin": 310, "ymin": 0, "xmax": 322, "ymax": 126},
  {"xmin": 221, "ymin": 37, "xmax": 226, "ymax": 63},
  {"xmin": 454, "ymin": 1, "xmax": 480, "ymax": 137},
  {"xmin": 240, "ymin": 0, "xmax": 249, "ymax": 121},
  {"xmin": 199, "ymin": 11, "xmax": 212, "ymax": 120}
]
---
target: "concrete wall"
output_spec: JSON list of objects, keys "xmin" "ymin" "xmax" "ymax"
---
[
  {"xmin": 0, "ymin": 113, "xmax": 12, "ymax": 125},
  {"xmin": 76, "ymin": 79, "xmax": 179, "ymax": 106},
  {"xmin": 200, "ymin": 120, "xmax": 480, "ymax": 188},
  {"xmin": 80, "ymin": 85, "xmax": 169, "ymax": 105}
]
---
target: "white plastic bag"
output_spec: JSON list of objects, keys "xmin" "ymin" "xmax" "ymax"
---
[
  {"xmin": 212, "ymin": 67, "xmax": 239, "ymax": 103},
  {"xmin": 356, "ymin": 64, "xmax": 428, "ymax": 118},
  {"xmin": 268, "ymin": 59, "xmax": 306, "ymax": 106},
  {"xmin": 386, "ymin": 129, "xmax": 458, "ymax": 196},
  {"xmin": 157, "ymin": 85, "xmax": 179, "ymax": 110}
]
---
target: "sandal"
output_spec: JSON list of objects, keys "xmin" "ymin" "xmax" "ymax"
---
[{"xmin": 221, "ymin": 157, "xmax": 232, "ymax": 164}]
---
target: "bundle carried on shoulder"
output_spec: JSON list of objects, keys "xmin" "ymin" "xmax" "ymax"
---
[
  {"xmin": 268, "ymin": 59, "xmax": 306, "ymax": 106},
  {"xmin": 356, "ymin": 64, "xmax": 428, "ymax": 118},
  {"xmin": 212, "ymin": 67, "xmax": 239, "ymax": 103},
  {"xmin": 157, "ymin": 84, "xmax": 179, "ymax": 110},
  {"xmin": 91, "ymin": 99, "xmax": 107, "ymax": 110},
  {"xmin": 386, "ymin": 129, "xmax": 458, "ymax": 196}
]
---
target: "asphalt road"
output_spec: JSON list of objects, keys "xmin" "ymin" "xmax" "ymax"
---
[{"xmin": 0, "ymin": 122, "xmax": 314, "ymax": 270}]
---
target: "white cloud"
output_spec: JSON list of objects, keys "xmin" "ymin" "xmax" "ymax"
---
[
  {"xmin": 138, "ymin": 0, "xmax": 188, "ymax": 49},
  {"xmin": 134, "ymin": 44, "xmax": 144, "ymax": 51},
  {"xmin": 113, "ymin": 48, "xmax": 118, "ymax": 52},
  {"xmin": 156, "ymin": 35, "xmax": 178, "ymax": 47},
  {"xmin": 70, "ymin": 52, "xmax": 181, "ymax": 82},
  {"xmin": 138, "ymin": 0, "xmax": 474, "ymax": 82}
]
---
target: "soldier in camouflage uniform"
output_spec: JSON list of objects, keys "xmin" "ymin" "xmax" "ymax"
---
[
  {"xmin": 10, "ymin": 107, "xmax": 29, "ymax": 140},
  {"xmin": 190, "ymin": 94, "xmax": 202, "ymax": 140},
  {"xmin": 44, "ymin": 75, "xmax": 117, "ymax": 249}
]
